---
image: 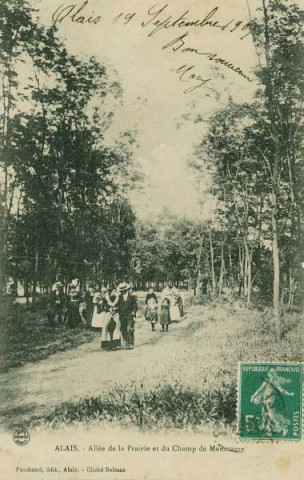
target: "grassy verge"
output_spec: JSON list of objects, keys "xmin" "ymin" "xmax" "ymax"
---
[
  {"xmin": 29, "ymin": 298, "xmax": 303, "ymax": 432},
  {"xmin": 30, "ymin": 381, "xmax": 236, "ymax": 433},
  {"xmin": 0, "ymin": 302, "xmax": 95, "ymax": 372}
]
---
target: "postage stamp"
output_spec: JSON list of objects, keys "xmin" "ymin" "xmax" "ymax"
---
[{"xmin": 238, "ymin": 363, "xmax": 303, "ymax": 441}]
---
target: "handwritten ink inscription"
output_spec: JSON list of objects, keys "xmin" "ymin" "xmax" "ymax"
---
[
  {"xmin": 51, "ymin": 1, "xmax": 253, "ymax": 96},
  {"xmin": 52, "ymin": 1, "xmax": 102, "ymax": 25},
  {"xmin": 141, "ymin": 4, "xmax": 251, "ymax": 40},
  {"xmin": 171, "ymin": 65, "xmax": 221, "ymax": 96},
  {"xmin": 163, "ymin": 32, "xmax": 252, "ymax": 84}
]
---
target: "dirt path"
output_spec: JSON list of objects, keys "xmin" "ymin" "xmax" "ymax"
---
[{"xmin": 0, "ymin": 306, "xmax": 202, "ymax": 430}]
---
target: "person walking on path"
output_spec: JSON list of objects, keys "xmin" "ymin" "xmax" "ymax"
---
[
  {"xmin": 145, "ymin": 287, "xmax": 158, "ymax": 305},
  {"xmin": 101, "ymin": 286, "xmax": 121, "ymax": 350},
  {"xmin": 66, "ymin": 286, "xmax": 82, "ymax": 328},
  {"xmin": 160, "ymin": 297, "xmax": 171, "ymax": 332},
  {"xmin": 91, "ymin": 290, "xmax": 105, "ymax": 331},
  {"xmin": 170, "ymin": 287, "xmax": 181, "ymax": 322},
  {"xmin": 145, "ymin": 296, "xmax": 158, "ymax": 331},
  {"xmin": 117, "ymin": 283, "xmax": 138, "ymax": 349},
  {"xmin": 177, "ymin": 289, "xmax": 184, "ymax": 317},
  {"xmin": 84, "ymin": 283, "xmax": 95, "ymax": 326},
  {"xmin": 46, "ymin": 282, "xmax": 67, "ymax": 326}
]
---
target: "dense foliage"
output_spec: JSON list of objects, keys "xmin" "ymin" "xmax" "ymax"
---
[
  {"xmin": 0, "ymin": 0, "xmax": 137, "ymax": 296},
  {"xmin": 196, "ymin": 0, "xmax": 304, "ymax": 336}
]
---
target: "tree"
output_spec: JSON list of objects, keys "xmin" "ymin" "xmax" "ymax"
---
[
  {"xmin": 251, "ymin": 0, "xmax": 304, "ymax": 337},
  {"xmin": 191, "ymin": 1, "xmax": 304, "ymax": 337},
  {"xmin": 1, "ymin": 0, "xmax": 138, "ymax": 296},
  {"xmin": 0, "ymin": 0, "xmax": 35, "ymax": 293}
]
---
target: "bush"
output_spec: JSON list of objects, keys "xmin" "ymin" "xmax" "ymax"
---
[{"xmin": 187, "ymin": 294, "xmax": 211, "ymax": 306}]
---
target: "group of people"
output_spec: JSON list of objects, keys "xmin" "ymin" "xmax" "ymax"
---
[
  {"xmin": 145, "ymin": 285, "xmax": 184, "ymax": 332},
  {"xmin": 47, "ymin": 280, "xmax": 138, "ymax": 350},
  {"xmin": 47, "ymin": 280, "xmax": 185, "ymax": 350}
]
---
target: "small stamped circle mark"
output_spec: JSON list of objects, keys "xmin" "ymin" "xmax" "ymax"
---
[{"xmin": 13, "ymin": 427, "xmax": 30, "ymax": 446}]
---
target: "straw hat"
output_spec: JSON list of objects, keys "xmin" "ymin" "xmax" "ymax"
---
[{"xmin": 118, "ymin": 282, "xmax": 130, "ymax": 293}]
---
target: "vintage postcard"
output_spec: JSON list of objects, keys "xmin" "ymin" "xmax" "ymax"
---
[{"xmin": 0, "ymin": 0, "xmax": 303, "ymax": 479}]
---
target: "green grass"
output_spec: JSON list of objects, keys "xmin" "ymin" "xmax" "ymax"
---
[
  {"xmin": 0, "ymin": 302, "xmax": 95, "ymax": 372},
  {"xmin": 29, "ymin": 298, "xmax": 303, "ymax": 432},
  {"xmin": 30, "ymin": 381, "xmax": 236, "ymax": 433}
]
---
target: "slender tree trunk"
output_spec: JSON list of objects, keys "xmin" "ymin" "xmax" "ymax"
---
[
  {"xmin": 228, "ymin": 249, "xmax": 233, "ymax": 293},
  {"xmin": 262, "ymin": 0, "xmax": 281, "ymax": 340},
  {"xmin": 272, "ymin": 216, "xmax": 280, "ymax": 322},
  {"xmin": 287, "ymin": 270, "xmax": 295, "ymax": 312},
  {"xmin": 195, "ymin": 232, "xmax": 204, "ymax": 296},
  {"xmin": 209, "ymin": 230, "xmax": 216, "ymax": 295},
  {"xmin": 24, "ymin": 281, "xmax": 30, "ymax": 305},
  {"xmin": 244, "ymin": 241, "xmax": 252, "ymax": 306},
  {"xmin": 218, "ymin": 240, "xmax": 225, "ymax": 295},
  {"xmin": 238, "ymin": 246, "xmax": 245, "ymax": 297},
  {"xmin": 32, "ymin": 247, "xmax": 39, "ymax": 304},
  {"xmin": 1, "ymin": 56, "xmax": 14, "ymax": 295}
]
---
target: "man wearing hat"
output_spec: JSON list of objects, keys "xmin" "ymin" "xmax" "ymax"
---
[
  {"xmin": 47, "ymin": 281, "xmax": 66, "ymax": 325},
  {"xmin": 117, "ymin": 282, "xmax": 138, "ymax": 349}
]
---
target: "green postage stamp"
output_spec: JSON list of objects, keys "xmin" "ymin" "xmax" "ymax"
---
[{"xmin": 238, "ymin": 363, "xmax": 303, "ymax": 441}]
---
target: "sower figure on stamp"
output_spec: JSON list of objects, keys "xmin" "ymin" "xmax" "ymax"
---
[
  {"xmin": 250, "ymin": 368, "xmax": 294, "ymax": 437},
  {"xmin": 117, "ymin": 282, "xmax": 138, "ymax": 349}
]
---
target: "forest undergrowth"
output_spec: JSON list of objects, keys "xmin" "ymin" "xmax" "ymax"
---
[{"xmin": 0, "ymin": 302, "xmax": 95, "ymax": 372}]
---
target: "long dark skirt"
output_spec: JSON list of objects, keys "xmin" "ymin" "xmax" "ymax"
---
[
  {"xmin": 120, "ymin": 315, "xmax": 135, "ymax": 348},
  {"xmin": 85, "ymin": 303, "xmax": 94, "ymax": 324},
  {"xmin": 67, "ymin": 302, "xmax": 81, "ymax": 328},
  {"xmin": 145, "ymin": 309, "xmax": 158, "ymax": 324},
  {"xmin": 160, "ymin": 306, "xmax": 171, "ymax": 325},
  {"xmin": 177, "ymin": 299, "xmax": 184, "ymax": 317},
  {"xmin": 101, "ymin": 312, "xmax": 121, "ymax": 350}
]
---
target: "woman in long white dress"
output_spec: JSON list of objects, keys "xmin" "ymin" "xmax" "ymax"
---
[
  {"xmin": 170, "ymin": 289, "xmax": 181, "ymax": 322},
  {"xmin": 101, "ymin": 287, "xmax": 121, "ymax": 350}
]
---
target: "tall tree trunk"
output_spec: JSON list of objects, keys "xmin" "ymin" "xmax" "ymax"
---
[
  {"xmin": 209, "ymin": 229, "xmax": 216, "ymax": 296},
  {"xmin": 272, "ymin": 181, "xmax": 280, "ymax": 338},
  {"xmin": 244, "ymin": 240, "xmax": 252, "ymax": 306},
  {"xmin": 218, "ymin": 240, "xmax": 225, "ymax": 295},
  {"xmin": 238, "ymin": 246, "xmax": 245, "ymax": 297},
  {"xmin": 244, "ymin": 247, "xmax": 248, "ymax": 297},
  {"xmin": 195, "ymin": 232, "xmax": 204, "ymax": 296},
  {"xmin": 0, "ymin": 166, "xmax": 8, "ymax": 295},
  {"xmin": 228, "ymin": 248, "xmax": 234, "ymax": 293},
  {"xmin": 32, "ymin": 247, "xmax": 39, "ymax": 304},
  {"xmin": 262, "ymin": 0, "xmax": 281, "ymax": 339}
]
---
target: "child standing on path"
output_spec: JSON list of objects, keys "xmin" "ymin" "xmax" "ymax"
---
[
  {"xmin": 145, "ymin": 296, "xmax": 158, "ymax": 331},
  {"xmin": 160, "ymin": 297, "xmax": 171, "ymax": 332}
]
